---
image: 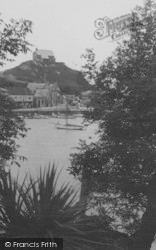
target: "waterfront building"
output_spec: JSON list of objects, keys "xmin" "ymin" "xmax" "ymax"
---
[
  {"xmin": 34, "ymin": 89, "xmax": 49, "ymax": 108},
  {"xmin": 48, "ymin": 82, "xmax": 62, "ymax": 106},
  {"xmin": 6, "ymin": 87, "xmax": 33, "ymax": 108},
  {"xmin": 0, "ymin": 87, "xmax": 8, "ymax": 95},
  {"xmin": 28, "ymin": 82, "xmax": 63, "ymax": 107},
  {"xmin": 64, "ymin": 94, "xmax": 79, "ymax": 103}
]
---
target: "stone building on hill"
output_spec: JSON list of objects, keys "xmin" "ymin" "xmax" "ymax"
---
[{"xmin": 33, "ymin": 49, "xmax": 55, "ymax": 63}]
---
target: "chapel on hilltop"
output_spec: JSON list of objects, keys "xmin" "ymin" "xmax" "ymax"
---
[{"xmin": 33, "ymin": 49, "xmax": 55, "ymax": 63}]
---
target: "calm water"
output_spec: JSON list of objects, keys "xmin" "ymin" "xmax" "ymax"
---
[
  {"xmin": 11, "ymin": 117, "xmax": 156, "ymax": 250},
  {"xmin": 12, "ymin": 117, "xmax": 98, "ymax": 190}
]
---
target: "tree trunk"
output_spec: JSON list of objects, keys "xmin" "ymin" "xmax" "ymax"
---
[{"xmin": 80, "ymin": 177, "xmax": 88, "ymax": 202}]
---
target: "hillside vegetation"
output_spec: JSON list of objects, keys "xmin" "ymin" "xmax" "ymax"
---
[
  {"xmin": 2, "ymin": 60, "xmax": 91, "ymax": 94},
  {"xmin": 0, "ymin": 75, "xmax": 27, "ymax": 88}
]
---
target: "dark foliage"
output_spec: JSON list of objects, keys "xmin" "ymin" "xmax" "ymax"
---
[
  {"xmin": 0, "ymin": 165, "xmax": 120, "ymax": 250},
  {"xmin": 0, "ymin": 14, "xmax": 32, "ymax": 167},
  {"xmin": 0, "ymin": 91, "xmax": 27, "ymax": 167},
  {"xmin": 70, "ymin": 1, "xmax": 156, "ymax": 249}
]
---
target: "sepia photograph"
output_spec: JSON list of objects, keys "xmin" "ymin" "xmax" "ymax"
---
[{"xmin": 0, "ymin": 0, "xmax": 156, "ymax": 249}]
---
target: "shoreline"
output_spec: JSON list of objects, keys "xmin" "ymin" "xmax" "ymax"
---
[{"xmin": 12, "ymin": 105, "xmax": 87, "ymax": 115}]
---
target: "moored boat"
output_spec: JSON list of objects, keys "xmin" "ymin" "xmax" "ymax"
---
[
  {"xmin": 52, "ymin": 112, "xmax": 75, "ymax": 119},
  {"xmin": 55, "ymin": 102, "xmax": 83, "ymax": 130},
  {"xmin": 56, "ymin": 123, "xmax": 83, "ymax": 130}
]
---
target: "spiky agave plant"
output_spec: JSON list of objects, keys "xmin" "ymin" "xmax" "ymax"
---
[{"xmin": 0, "ymin": 165, "xmax": 109, "ymax": 249}]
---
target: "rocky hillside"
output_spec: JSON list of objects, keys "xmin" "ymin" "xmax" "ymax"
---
[{"xmin": 2, "ymin": 60, "xmax": 91, "ymax": 94}]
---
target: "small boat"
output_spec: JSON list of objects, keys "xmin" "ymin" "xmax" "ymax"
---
[
  {"xmin": 56, "ymin": 123, "xmax": 83, "ymax": 130},
  {"xmin": 52, "ymin": 112, "xmax": 75, "ymax": 119},
  {"xmin": 33, "ymin": 114, "xmax": 41, "ymax": 119},
  {"xmin": 39, "ymin": 115, "xmax": 49, "ymax": 119},
  {"xmin": 55, "ymin": 103, "xmax": 83, "ymax": 130},
  {"xmin": 51, "ymin": 113, "xmax": 59, "ymax": 118}
]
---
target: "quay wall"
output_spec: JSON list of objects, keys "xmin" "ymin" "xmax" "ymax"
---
[{"xmin": 12, "ymin": 106, "xmax": 86, "ymax": 115}]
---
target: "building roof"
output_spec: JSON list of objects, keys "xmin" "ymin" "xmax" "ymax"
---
[
  {"xmin": 28, "ymin": 82, "xmax": 60, "ymax": 93},
  {"xmin": 0, "ymin": 87, "xmax": 8, "ymax": 94},
  {"xmin": 34, "ymin": 49, "xmax": 54, "ymax": 59},
  {"xmin": 28, "ymin": 83, "xmax": 46, "ymax": 92},
  {"xmin": 48, "ymin": 83, "xmax": 60, "ymax": 92},
  {"xmin": 34, "ymin": 89, "xmax": 49, "ymax": 98},
  {"xmin": 7, "ymin": 87, "xmax": 33, "ymax": 96}
]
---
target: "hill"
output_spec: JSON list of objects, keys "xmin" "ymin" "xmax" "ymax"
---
[
  {"xmin": 0, "ymin": 75, "xmax": 27, "ymax": 88},
  {"xmin": 2, "ymin": 60, "xmax": 91, "ymax": 94}
]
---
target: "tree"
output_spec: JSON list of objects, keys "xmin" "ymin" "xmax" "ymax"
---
[
  {"xmin": 0, "ymin": 15, "xmax": 32, "ymax": 168},
  {"xmin": 70, "ymin": 0, "xmax": 156, "ymax": 249},
  {"xmin": 0, "ymin": 90, "xmax": 27, "ymax": 167},
  {"xmin": 0, "ymin": 16, "xmax": 32, "ymax": 66}
]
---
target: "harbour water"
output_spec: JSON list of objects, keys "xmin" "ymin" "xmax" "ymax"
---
[
  {"xmin": 10, "ymin": 117, "xmax": 156, "ymax": 250},
  {"xmin": 12, "ymin": 117, "xmax": 98, "ymax": 191}
]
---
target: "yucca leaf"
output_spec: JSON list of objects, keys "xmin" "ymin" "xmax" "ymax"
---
[{"xmin": 0, "ymin": 164, "xmax": 109, "ymax": 249}]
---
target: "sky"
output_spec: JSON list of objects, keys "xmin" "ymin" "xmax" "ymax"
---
[{"xmin": 0, "ymin": 0, "xmax": 145, "ymax": 71}]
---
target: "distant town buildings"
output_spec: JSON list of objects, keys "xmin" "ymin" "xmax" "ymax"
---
[
  {"xmin": 6, "ymin": 87, "xmax": 34, "ymax": 108},
  {"xmin": 0, "ymin": 84, "xmax": 91, "ymax": 109},
  {"xmin": 28, "ymin": 82, "xmax": 65, "ymax": 108},
  {"xmin": 64, "ymin": 94, "xmax": 78, "ymax": 103},
  {"xmin": 2, "ymin": 82, "xmax": 66, "ymax": 109},
  {"xmin": 0, "ymin": 48, "xmax": 92, "ymax": 110},
  {"xmin": 0, "ymin": 87, "xmax": 8, "ymax": 95},
  {"xmin": 0, "ymin": 84, "xmax": 92, "ymax": 109},
  {"xmin": 33, "ymin": 49, "xmax": 55, "ymax": 63}
]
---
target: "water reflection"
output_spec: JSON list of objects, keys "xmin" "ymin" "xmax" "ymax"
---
[{"xmin": 11, "ymin": 117, "xmax": 98, "ymax": 191}]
